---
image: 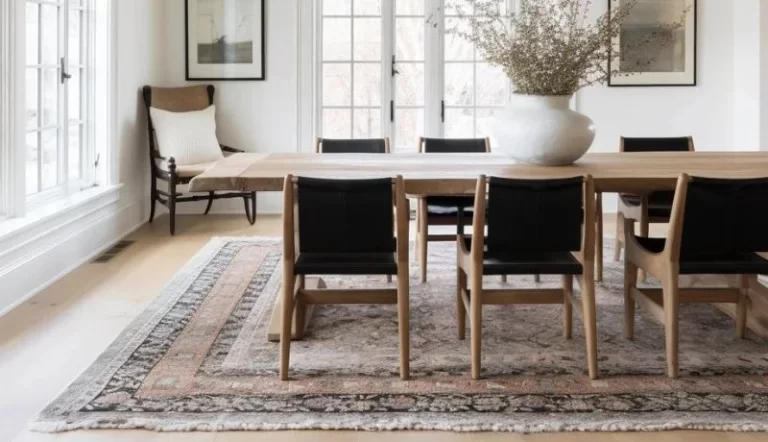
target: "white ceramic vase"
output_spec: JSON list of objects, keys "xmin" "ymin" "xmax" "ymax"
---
[{"xmin": 492, "ymin": 94, "xmax": 596, "ymax": 166}]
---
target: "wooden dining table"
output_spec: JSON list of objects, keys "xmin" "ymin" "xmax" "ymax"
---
[{"xmin": 189, "ymin": 151, "xmax": 768, "ymax": 341}]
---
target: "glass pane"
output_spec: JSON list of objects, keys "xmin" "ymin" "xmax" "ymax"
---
[
  {"xmin": 69, "ymin": 124, "xmax": 81, "ymax": 180},
  {"xmin": 396, "ymin": 0, "xmax": 424, "ymax": 15},
  {"xmin": 445, "ymin": 108, "xmax": 475, "ymax": 138},
  {"xmin": 444, "ymin": 63, "xmax": 474, "ymax": 106},
  {"xmin": 445, "ymin": 18, "xmax": 473, "ymax": 61},
  {"xmin": 395, "ymin": 63, "xmax": 424, "ymax": 106},
  {"xmin": 69, "ymin": 9, "xmax": 81, "ymax": 65},
  {"xmin": 477, "ymin": 108, "xmax": 500, "ymax": 145},
  {"xmin": 26, "ymin": 69, "xmax": 39, "ymax": 129},
  {"xmin": 353, "ymin": 18, "xmax": 381, "ymax": 61},
  {"xmin": 41, "ymin": 129, "xmax": 58, "ymax": 190},
  {"xmin": 322, "ymin": 63, "xmax": 351, "ymax": 106},
  {"xmin": 353, "ymin": 63, "xmax": 381, "ymax": 106},
  {"xmin": 353, "ymin": 108, "xmax": 381, "ymax": 138},
  {"xmin": 41, "ymin": 3, "xmax": 59, "ymax": 65},
  {"xmin": 323, "ymin": 18, "xmax": 351, "ymax": 61},
  {"xmin": 324, "ymin": 0, "xmax": 351, "ymax": 15},
  {"xmin": 322, "ymin": 109, "xmax": 352, "ymax": 138},
  {"xmin": 444, "ymin": 0, "xmax": 474, "ymax": 16},
  {"xmin": 68, "ymin": 70, "xmax": 81, "ymax": 122},
  {"xmin": 26, "ymin": 3, "xmax": 39, "ymax": 65},
  {"xmin": 476, "ymin": 63, "xmax": 506, "ymax": 106},
  {"xmin": 42, "ymin": 68, "xmax": 59, "ymax": 127},
  {"xmin": 395, "ymin": 108, "xmax": 423, "ymax": 152},
  {"xmin": 26, "ymin": 133, "xmax": 39, "ymax": 195},
  {"xmin": 396, "ymin": 18, "xmax": 424, "ymax": 61},
  {"xmin": 354, "ymin": 0, "xmax": 381, "ymax": 15}
]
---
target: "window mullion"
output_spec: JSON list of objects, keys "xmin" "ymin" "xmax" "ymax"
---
[
  {"xmin": 425, "ymin": 0, "xmax": 444, "ymax": 138},
  {"xmin": 60, "ymin": 0, "xmax": 68, "ymax": 191},
  {"xmin": 381, "ymin": 0, "xmax": 394, "ymax": 143}
]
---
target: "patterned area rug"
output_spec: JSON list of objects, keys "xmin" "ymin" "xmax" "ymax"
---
[{"xmin": 35, "ymin": 237, "xmax": 768, "ymax": 433}]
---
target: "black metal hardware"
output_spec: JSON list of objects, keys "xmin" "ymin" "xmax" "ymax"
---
[
  {"xmin": 441, "ymin": 100, "xmax": 445, "ymax": 123},
  {"xmin": 60, "ymin": 57, "xmax": 72, "ymax": 84},
  {"xmin": 390, "ymin": 100, "xmax": 394, "ymax": 122}
]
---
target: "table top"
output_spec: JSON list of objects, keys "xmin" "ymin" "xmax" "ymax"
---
[{"xmin": 188, "ymin": 151, "xmax": 768, "ymax": 195}]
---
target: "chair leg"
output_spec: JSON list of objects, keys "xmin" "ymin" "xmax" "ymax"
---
[
  {"xmin": 243, "ymin": 193, "xmax": 257, "ymax": 225},
  {"xmin": 168, "ymin": 180, "xmax": 177, "ymax": 236},
  {"xmin": 470, "ymin": 268, "xmax": 483, "ymax": 380},
  {"xmin": 294, "ymin": 276, "xmax": 307, "ymax": 340},
  {"xmin": 563, "ymin": 274, "xmax": 573, "ymax": 340},
  {"xmin": 418, "ymin": 199, "xmax": 428, "ymax": 283},
  {"xmin": 638, "ymin": 213, "xmax": 649, "ymax": 282},
  {"xmin": 149, "ymin": 182, "xmax": 157, "ymax": 223},
  {"xmin": 501, "ymin": 275, "xmax": 508, "ymax": 283},
  {"xmin": 249, "ymin": 192, "xmax": 257, "ymax": 225},
  {"xmin": 397, "ymin": 265, "xmax": 411, "ymax": 380},
  {"xmin": 579, "ymin": 273, "xmax": 599, "ymax": 380},
  {"xmin": 279, "ymin": 272, "xmax": 296, "ymax": 381},
  {"xmin": 614, "ymin": 212, "xmax": 624, "ymax": 262},
  {"xmin": 623, "ymin": 257, "xmax": 638, "ymax": 340},
  {"xmin": 662, "ymin": 267, "xmax": 680, "ymax": 379},
  {"xmin": 596, "ymin": 193, "xmax": 603, "ymax": 282},
  {"xmin": 737, "ymin": 275, "xmax": 750, "ymax": 339},
  {"xmin": 204, "ymin": 191, "xmax": 214, "ymax": 215},
  {"xmin": 457, "ymin": 268, "xmax": 467, "ymax": 340},
  {"xmin": 534, "ymin": 274, "xmax": 541, "ymax": 283}
]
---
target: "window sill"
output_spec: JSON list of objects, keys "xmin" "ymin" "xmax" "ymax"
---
[{"xmin": 0, "ymin": 184, "xmax": 123, "ymax": 243}]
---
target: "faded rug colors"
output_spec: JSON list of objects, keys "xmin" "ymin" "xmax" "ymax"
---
[{"xmin": 35, "ymin": 238, "xmax": 768, "ymax": 432}]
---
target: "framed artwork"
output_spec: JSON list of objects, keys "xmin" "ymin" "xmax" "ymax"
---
[
  {"xmin": 185, "ymin": 0, "xmax": 266, "ymax": 81},
  {"xmin": 608, "ymin": 0, "xmax": 696, "ymax": 87}
]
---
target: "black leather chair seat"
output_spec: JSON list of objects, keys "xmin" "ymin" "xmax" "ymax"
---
[
  {"xmin": 635, "ymin": 236, "xmax": 768, "ymax": 275},
  {"xmin": 294, "ymin": 252, "xmax": 397, "ymax": 275},
  {"xmin": 619, "ymin": 191, "xmax": 675, "ymax": 219},
  {"xmin": 463, "ymin": 238, "xmax": 582, "ymax": 275},
  {"xmin": 426, "ymin": 196, "xmax": 475, "ymax": 216}
]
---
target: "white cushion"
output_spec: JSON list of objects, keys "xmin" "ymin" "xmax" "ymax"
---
[{"xmin": 150, "ymin": 105, "xmax": 224, "ymax": 166}]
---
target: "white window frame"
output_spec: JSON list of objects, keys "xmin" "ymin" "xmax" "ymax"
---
[
  {"xmin": 25, "ymin": 0, "xmax": 97, "ymax": 208},
  {"xmin": 303, "ymin": 0, "xmax": 515, "ymax": 152},
  {"xmin": 0, "ymin": 0, "xmax": 114, "ymax": 221}
]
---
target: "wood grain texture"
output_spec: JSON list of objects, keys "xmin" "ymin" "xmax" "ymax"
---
[{"xmin": 189, "ymin": 152, "xmax": 768, "ymax": 195}]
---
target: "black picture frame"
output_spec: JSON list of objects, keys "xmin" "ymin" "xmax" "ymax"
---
[
  {"xmin": 185, "ymin": 0, "xmax": 267, "ymax": 81},
  {"xmin": 607, "ymin": 0, "xmax": 697, "ymax": 87}
]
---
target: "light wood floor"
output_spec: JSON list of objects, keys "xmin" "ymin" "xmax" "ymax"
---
[{"xmin": 1, "ymin": 215, "xmax": 765, "ymax": 442}]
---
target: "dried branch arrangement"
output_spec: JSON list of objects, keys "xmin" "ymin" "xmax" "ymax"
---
[{"xmin": 441, "ymin": 0, "xmax": 686, "ymax": 96}]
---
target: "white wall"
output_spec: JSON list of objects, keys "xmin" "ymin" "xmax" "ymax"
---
[
  {"xmin": 579, "ymin": 0, "xmax": 734, "ymax": 154},
  {"xmin": 163, "ymin": 0, "xmax": 298, "ymax": 214}
]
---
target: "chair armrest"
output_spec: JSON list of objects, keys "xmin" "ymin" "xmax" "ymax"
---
[{"xmin": 220, "ymin": 144, "xmax": 243, "ymax": 153}]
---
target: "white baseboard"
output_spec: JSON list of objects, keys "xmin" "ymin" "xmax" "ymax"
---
[
  {"xmin": 168, "ymin": 192, "xmax": 283, "ymax": 216},
  {"xmin": 0, "ymin": 198, "xmax": 146, "ymax": 317}
]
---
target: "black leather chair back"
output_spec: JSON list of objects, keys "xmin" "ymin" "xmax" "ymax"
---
[
  {"xmin": 487, "ymin": 177, "xmax": 584, "ymax": 253},
  {"xmin": 622, "ymin": 137, "xmax": 691, "ymax": 153},
  {"xmin": 319, "ymin": 139, "xmax": 387, "ymax": 153},
  {"xmin": 422, "ymin": 138, "xmax": 487, "ymax": 153},
  {"xmin": 681, "ymin": 177, "xmax": 768, "ymax": 254},
  {"xmin": 297, "ymin": 177, "xmax": 395, "ymax": 254}
]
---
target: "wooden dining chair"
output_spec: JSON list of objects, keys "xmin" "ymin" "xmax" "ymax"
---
[
  {"xmin": 280, "ymin": 175, "xmax": 410, "ymax": 380},
  {"xmin": 315, "ymin": 137, "xmax": 391, "ymax": 153},
  {"xmin": 596, "ymin": 136, "xmax": 694, "ymax": 281},
  {"xmin": 457, "ymin": 175, "xmax": 598, "ymax": 380},
  {"xmin": 416, "ymin": 137, "xmax": 490, "ymax": 283},
  {"xmin": 624, "ymin": 174, "xmax": 768, "ymax": 378}
]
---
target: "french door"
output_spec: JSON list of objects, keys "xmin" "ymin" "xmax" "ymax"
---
[{"xmin": 317, "ymin": 0, "xmax": 511, "ymax": 152}]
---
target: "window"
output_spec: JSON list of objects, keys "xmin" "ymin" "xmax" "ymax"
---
[
  {"xmin": 25, "ymin": 0, "xmax": 94, "ymax": 205},
  {"xmin": 316, "ymin": 0, "xmax": 510, "ymax": 151}
]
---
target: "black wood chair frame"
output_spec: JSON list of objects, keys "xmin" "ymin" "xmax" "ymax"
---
[{"xmin": 142, "ymin": 85, "xmax": 256, "ymax": 235}]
